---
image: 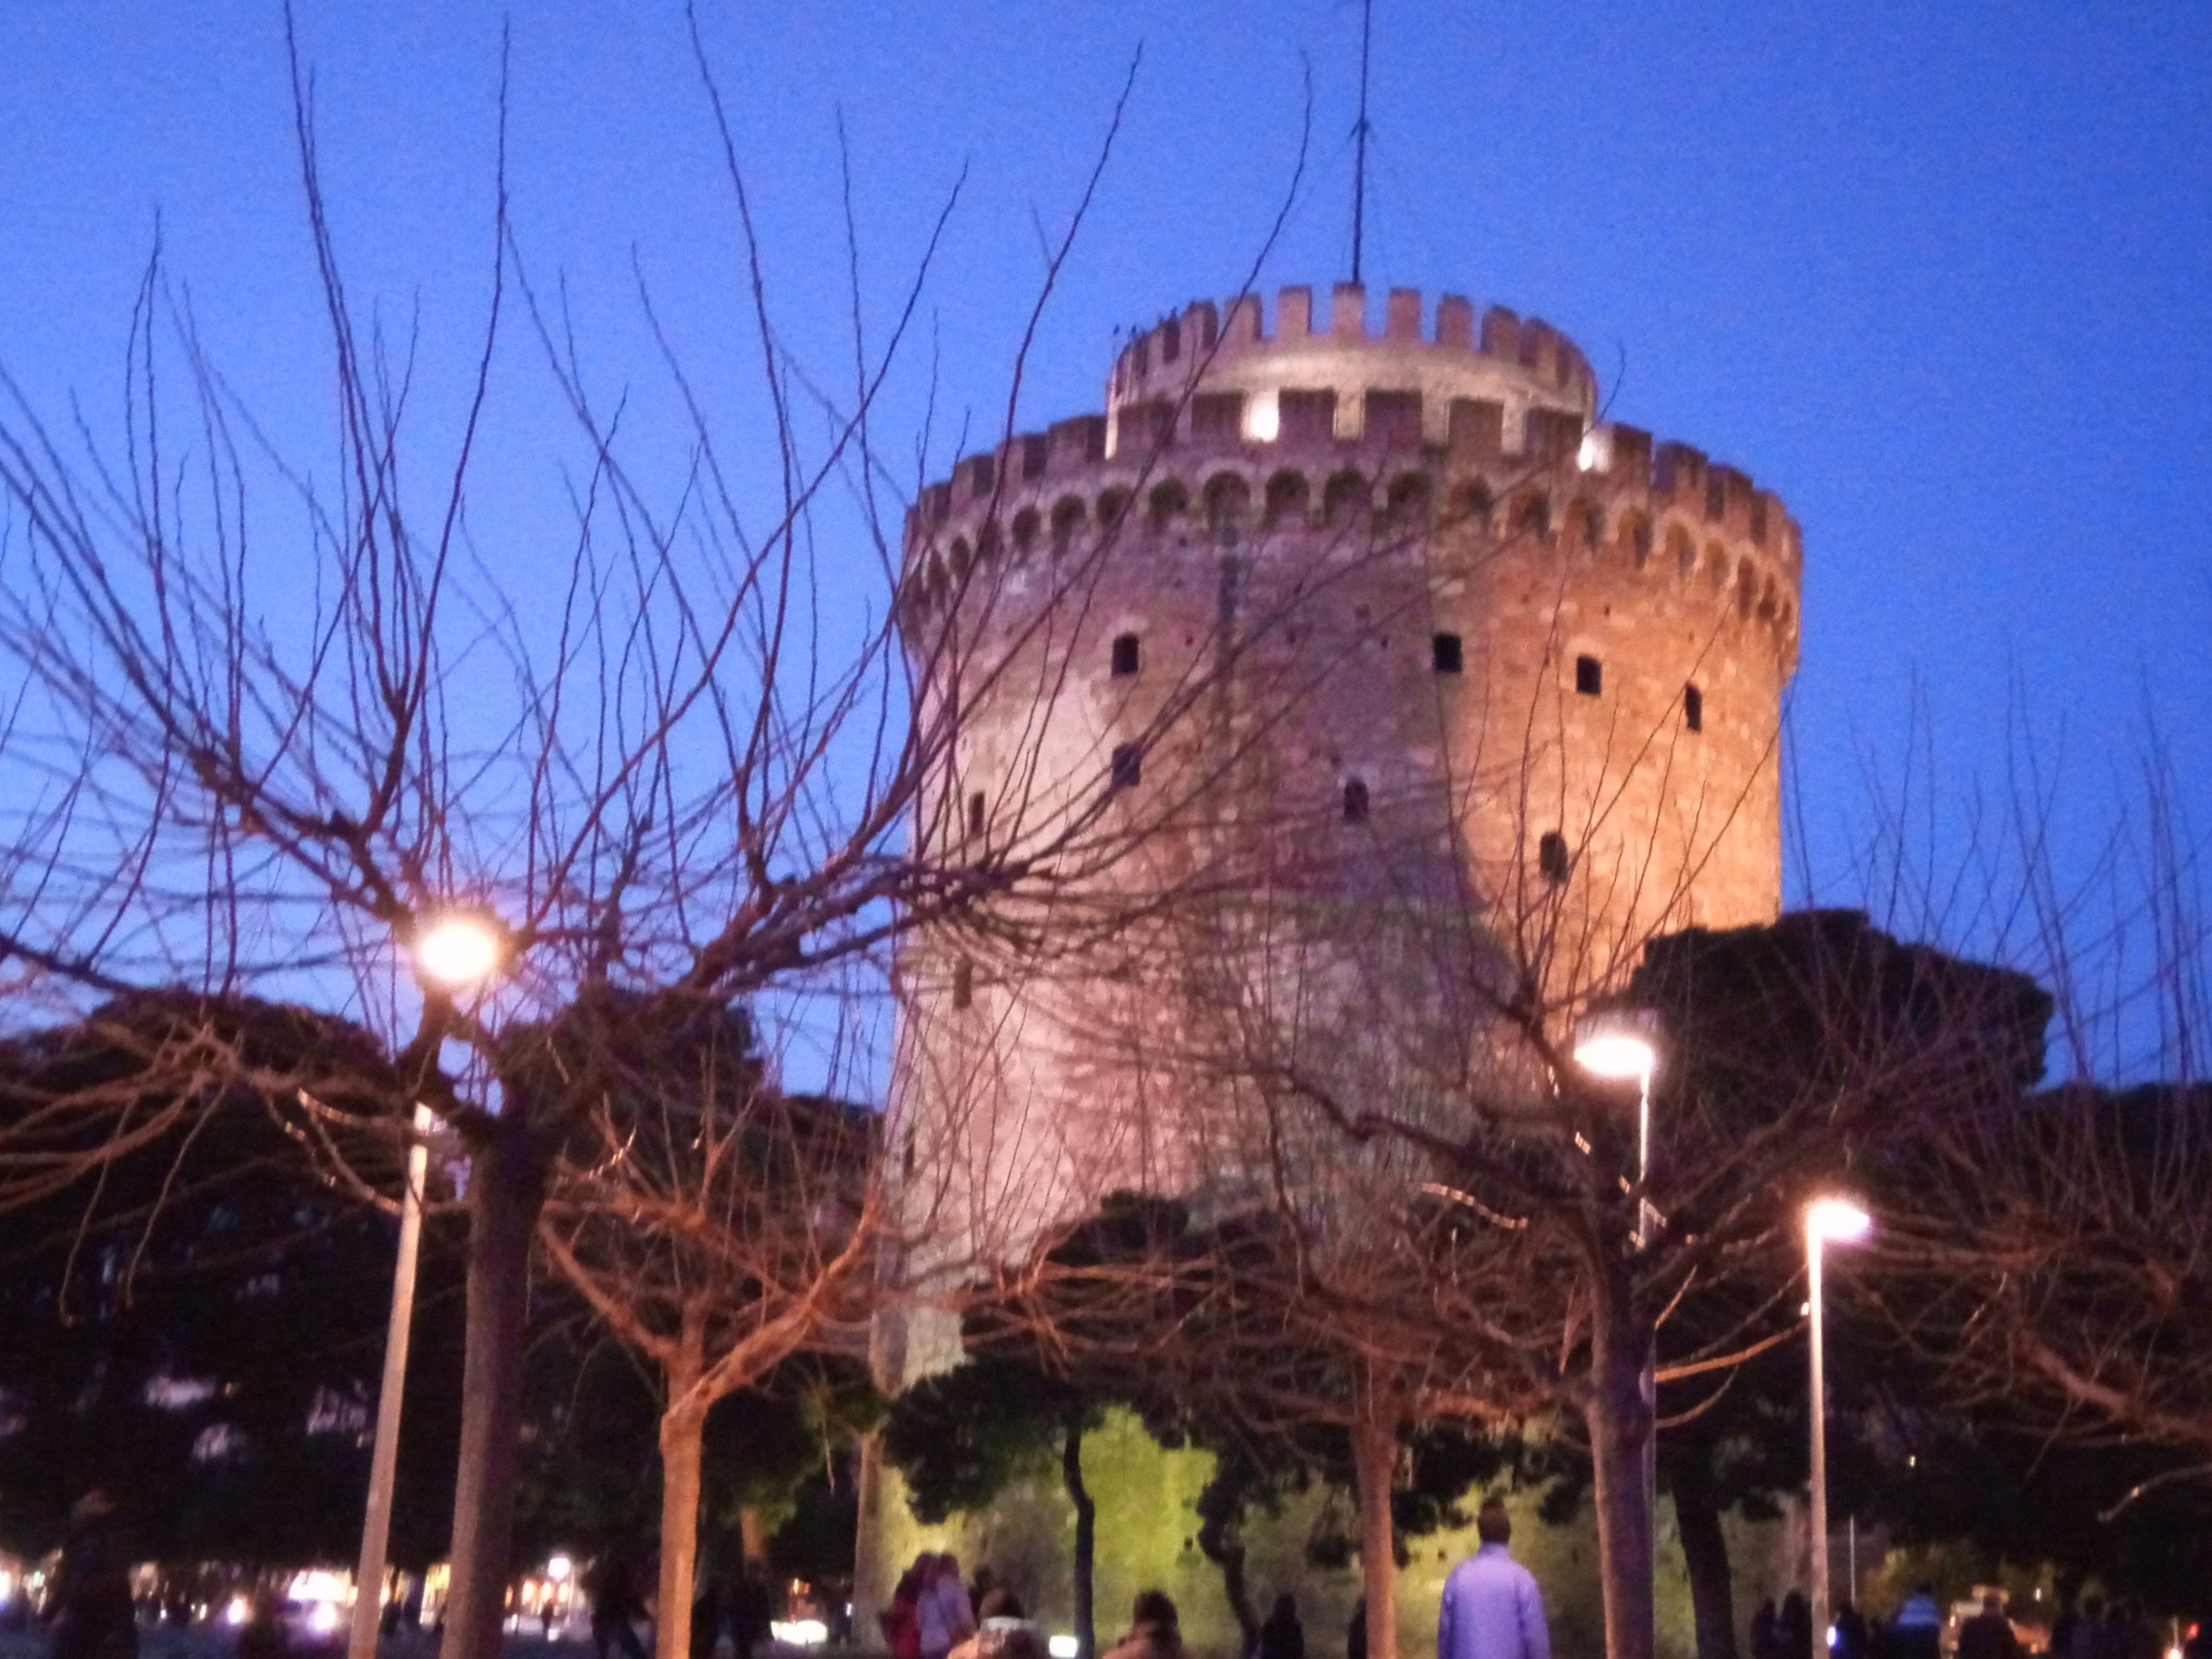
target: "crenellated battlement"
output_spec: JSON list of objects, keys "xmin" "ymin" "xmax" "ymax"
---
[
  {"xmin": 901, "ymin": 405, "xmax": 1802, "ymax": 672},
  {"xmin": 1107, "ymin": 283, "xmax": 1599, "ymax": 441}
]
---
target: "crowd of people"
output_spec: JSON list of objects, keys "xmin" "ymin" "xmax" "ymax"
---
[{"xmin": 24, "ymin": 1478, "xmax": 2212, "ymax": 1659}]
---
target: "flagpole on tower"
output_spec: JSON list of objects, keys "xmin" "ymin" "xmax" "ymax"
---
[{"xmin": 1351, "ymin": 0, "xmax": 1373, "ymax": 284}]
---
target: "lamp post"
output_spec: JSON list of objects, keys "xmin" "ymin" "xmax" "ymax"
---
[
  {"xmin": 1573, "ymin": 1007, "xmax": 1662, "ymax": 1584},
  {"xmin": 347, "ymin": 911, "xmax": 504, "ymax": 1659},
  {"xmin": 1805, "ymin": 1196, "xmax": 1872, "ymax": 1659}
]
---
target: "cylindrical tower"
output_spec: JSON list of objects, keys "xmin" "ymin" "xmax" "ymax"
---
[{"xmin": 891, "ymin": 279, "xmax": 1801, "ymax": 1305}]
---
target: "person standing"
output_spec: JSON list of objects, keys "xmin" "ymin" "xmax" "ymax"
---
[
  {"xmin": 1891, "ymin": 1586, "xmax": 1944, "ymax": 1659},
  {"xmin": 1102, "ymin": 1592, "xmax": 1190, "ymax": 1659},
  {"xmin": 1751, "ymin": 1600, "xmax": 1782, "ymax": 1659},
  {"xmin": 919, "ymin": 1555, "xmax": 977, "ymax": 1659},
  {"xmin": 1258, "ymin": 1596, "xmax": 1305, "ymax": 1659},
  {"xmin": 1437, "ymin": 1498, "xmax": 1551, "ymax": 1659},
  {"xmin": 1957, "ymin": 1595, "xmax": 2021, "ymax": 1659},
  {"xmin": 586, "ymin": 1552, "xmax": 649, "ymax": 1659},
  {"xmin": 48, "ymin": 1490, "xmax": 137, "ymax": 1659},
  {"xmin": 1778, "ymin": 1594, "xmax": 1813, "ymax": 1659}
]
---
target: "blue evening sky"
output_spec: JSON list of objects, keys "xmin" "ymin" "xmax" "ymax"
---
[{"xmin": 3, "ymin": 2, "xmax": 2208, "ymax": 1067}]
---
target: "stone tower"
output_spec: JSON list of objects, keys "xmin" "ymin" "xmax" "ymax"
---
[{"xmin": 890, "ymin": 279, "xmax": 1801, "ymax": 1309}]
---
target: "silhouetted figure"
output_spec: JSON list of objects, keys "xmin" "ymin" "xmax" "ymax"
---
[
  {"xmin": 236, "ymin": 1595, "xmax": 289, "ymax": 1659},
  {"xmin": 2071, "ymin": 1600, "xmax": 2108, "ymax": 1659},
  {"xmin": 1959, "ymin": 1596, "xmax": 2020, "ymax": 1659},
  {"xmin": 1751, "ymin": 1600, "xmax": 1782, "ymax": 1659},
  {"xmin": 728, "ymin": 1570, "xmax": 772, "ymax": 1659},
  {"xmin": 968, "ymin": 1570, "xmax": 1001, "ymax": 1623},
  {"xmin": 586, "ymin": 1554, "xmax": 649, "ymax": 1659},
  {"xmin": 48, "ymin": 1490, "xmax": 137, "ymax": 1659},
  {"xmin": 2107, "ymin": 1601, "xmax": 2159, "ymax": 1659},
  {"xmin": 1779, "ymin": 1594, "xmax": 1813, "ymax": 1659},
  {"xmin": 1891, "ymin": 1586, "xmax": 1943, "ymax": 1659},
  {"xmin": 1345, "ymin": 1599, "xmax": 1366, "ymax": 1659},
  {"xmin": 1834, "ymin": 1602, "xmax": 1870, "ymax": 1659},
  {"xmin": 881, "ymin": 1558, "xmax": 927, "ymax": 1659},
  {"xmin": 1102, "ymin": 1592, "xmax": 1190, "ymax": 1659},
  {"xmin": 1258, "ymin": 1596, "xmax": 1305, "ymax": 1659},
  {"xmin": 691, "ymin": 1580, "xmax": 725, "ymax": 1659}
]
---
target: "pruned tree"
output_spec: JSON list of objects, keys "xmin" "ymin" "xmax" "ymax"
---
[
  {"xmin": 530, "ymin": 996, "xmax": 881, "ymax": 1659},
  {"xmin": 0, "ymin": 14, "xmax": 1240, "ymax": 1656}
]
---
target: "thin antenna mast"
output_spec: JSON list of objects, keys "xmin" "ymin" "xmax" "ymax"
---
[{"xmin": 1351, "ymin": 0, "xmax": 1373, "ymax": 284}]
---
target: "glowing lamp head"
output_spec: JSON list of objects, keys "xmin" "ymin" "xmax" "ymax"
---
[
  {"xmin": 412, "ymin": 911, "xmax": 505, "ymax": 988},
  {"xmin": 1573, "ymin": 1007, "xmax": 1660, "ymax": 1083},
  {"xmin": 1806, "ymin": 1196, "xmax": 1872, "ymax": 1244},
  {"xmin": 546, "ymin": 1556, "xmax": 572, "ymax": 1584}
]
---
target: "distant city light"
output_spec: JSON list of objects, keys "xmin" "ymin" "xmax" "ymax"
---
[
  {"xmin": 771, "ymin": 1621, "xmax": 830, "ymax": 1647},
  {"xmin": 1050, "ymin": 1638, "xmax": 1081, "ymax": 1659},
  {"xmin": 226, "ymin": 1599, "xmax": 251, "ymax": 1627},
  {"xmin": 546, "ymin": 1556, "xmax": 573, "ymax": 1584}
]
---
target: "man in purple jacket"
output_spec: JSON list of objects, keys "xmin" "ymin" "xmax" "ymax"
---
[{"xmin": 1438, "ymin": 1498, "xmax": 1552, "ymax": 1659}]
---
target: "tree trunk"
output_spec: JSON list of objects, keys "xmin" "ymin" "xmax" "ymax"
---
[
  {"xmin": 1586, "ymin": 1275, "xmax": 1656, "ymax": 1659},
  {"xmin": 1672, "ymin": 1444, "xmax": 1738, "ymax": 1659},
  {"xmin": 658, "ymin": 1385, "xmax": 708, "ymax": 1659},
  {"xmin": 1351, "ymin": 1370, "xmax": 1400, "ymax": 1659},
  {"xmin": 440, "ymin": 1118, "xmax": 552, "ymax": 1659},
  {"xmin": 738, "ymin": 1508, "xmax": 769, "ymax": 1571},
  {"xmin": 1198, "ymin": 1529, "xmax": 1258, "ymax": 1651},
  {"xmin": 1062, "ymin": 1415, "xmax": 1096, "ymax": 1659},
  {"xmin": 850, "ymin": 1433, "xmax": 890, "ymax": 1644}
]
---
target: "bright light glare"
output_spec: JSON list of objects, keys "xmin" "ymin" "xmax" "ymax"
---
[
  {"xmin": 1807, "ymin": 1196, "xmax": 1872, "ymax": 1243},
  {"xmin": 1574, "ymin": 1032, "xmax": 1656, "ymax": 1081},
  {"xmin": 413, "ymin": 913, "xmax": 503, "ymax": 988},
  {"xmin": 1050, "ymin": 1639, "xmax": 1081, "ymax": 1659},
  {"xmin": 771, "ymin": 1622, "xmax": 830, "ymax": 1647},
  {"xmin": 0, "ymin": 1569, "xmax": 14, "ymax": 1601},
  {"xmin": 546, "ymin": 1556, "xmax": 572, "ymax": 1584},
  {"xmin": 1243, "ymin": 390, "xmax": 1281, "ymax": 443},
  {"xmin": 1577, "ymin": 429, "xmax": 1611, "ymax": 474},
  {"xmin": 308, "ymin": 1604, "xmax": 340, "ymax": 1636},
  {"xmin": 226, "ymin": 1599, "xmax": 251, "ymax": 1627}
]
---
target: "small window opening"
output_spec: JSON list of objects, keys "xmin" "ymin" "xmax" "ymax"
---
[
  {"xmin": 1684, "ymin": 684, "xmax": 1704, "ymax": 733},
  {"xmin": 967, "ymin": 791, "xmax": 987, "ymax": 839},
  {"xmin": 1538, "ymin": 831, "xmax": 1571, "ymax": 885},
  {"xmin": 1111, "ymin": 632, "xmax": 1141, "ymax": 677},
  {"xmin": 1110, "ymin": 744, "xmax": 1143, "ymax": 789},
  {"xmin": 951, "ymin": 958, "xmax": 974, "ymax": 1010},
  {"xmin": 1575, "ymin": 655, "xmax": 1603, "ymax": 696},
  {"xmin": 1432, "ymin": 632, "xmax": 1464, "ymax": 675},
  {"xmin": 1343, "ymin": 779, "xmax": 1370, "ymax": 823}
]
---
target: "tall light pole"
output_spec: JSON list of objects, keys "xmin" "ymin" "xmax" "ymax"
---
[
  {"xmin": 348, "ymin": 911, "xmax": 504, "ymax": 1659},
  {"xmin": 1574, "ymin": 1007, "xmax": 1662, "ymax": 1573},
  {"xmin": 1805, "ymin": 1196, "xmax": 1872, "ymax": 1659}
]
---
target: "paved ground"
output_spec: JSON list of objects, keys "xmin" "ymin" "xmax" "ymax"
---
[{"xmin": 0, "ymin": 1634, "xmax": 862, "ymax": 1659}]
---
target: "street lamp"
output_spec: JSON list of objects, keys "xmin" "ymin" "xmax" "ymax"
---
[
  {"xmin": 1805, "ymin": 1195, "xmax": 1872, "ymax": 1658},
  {"xmin": 1573, "ymin": 1006, "xmax": 1662, "ymax": 1592},
  {"xmin": 411, "ymin": 910, "xmax": 505, "ymax": 990},
  {"xmin": 348, "ymin": 912, "xmax": 504, "ymax": 1659},
  {"xmin": 1573, "ymin": 1007, "xmax": 1660, "ymax": 1248}
]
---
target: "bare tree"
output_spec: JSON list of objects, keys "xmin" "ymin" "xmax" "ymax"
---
[
  {"xmin": 529, "ymin": 997, "xmax": 880, "ymax": 1659},
  {"xmin": 0, "ymin": 14, "xmax": 1219, "ymax": 1658}
]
